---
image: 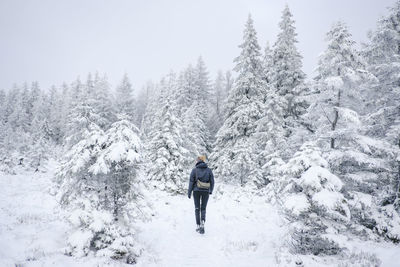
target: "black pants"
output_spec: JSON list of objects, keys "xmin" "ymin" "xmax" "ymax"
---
[{"xmin": 193, "ymin": 191, "xmax": 209, "ymax": 225}]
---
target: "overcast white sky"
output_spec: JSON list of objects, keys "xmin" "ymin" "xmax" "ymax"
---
[{"xmin": 0, "ymin": 0, "xmax": 397, "ymax": 91}]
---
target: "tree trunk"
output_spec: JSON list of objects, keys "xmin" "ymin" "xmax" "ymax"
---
[{"xmin": 330, "ymin": 89, "xmax": 341, "ymax": 149}]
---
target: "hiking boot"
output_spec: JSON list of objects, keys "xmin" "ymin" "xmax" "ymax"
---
[
  {"xmin": 196, "ymin": 225, "xmax": 201, "ymax": 233},
  {"xmin": 199, "ymin": 221, "xmax": 205, "ymax": 234}
]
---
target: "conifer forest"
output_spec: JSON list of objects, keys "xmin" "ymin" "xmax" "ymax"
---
[{"xmin": 1, "ymin": 1, "xmax": 400, "ymax": 266}]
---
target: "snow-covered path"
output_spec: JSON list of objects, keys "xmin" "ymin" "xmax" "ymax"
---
[{"xmin": 136, "ymin": 188, "xmax": 286, "ymax": 267}]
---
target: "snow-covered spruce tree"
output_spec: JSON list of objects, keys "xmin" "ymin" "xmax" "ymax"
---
[
  {"xmin": 140, "ymin": 83, "xmax": 160, "ymax": 139},
  {"xmin": 0, "ymin": 89, "xmax": 11, "ymax": 172},
  {"xmin": 53, "ymin": 82, "xmax": 72, "ymax": 147},
  {"xmin": 115, "ymin": 73, "xmax": 137, "ymax": 124},
  {"xmin": 182, "ymin": 100, "xmax": 210, "ymax": 163},
  {"xmin": 252, "ymin": 86, "xmax": 287, "ymax": 189},
  {"xmin": 208, "ymin": 70, "xmax": 228, "ymax": 139},
  {"xmin": 10, "ymin": 83, "xmax": 32, "ymax": 156},
  {"xmin": 146, "ymin": 74, "xmax": 189, "ymax": 193},
  {"xmin": 363, "ymin": 0, "xmax": 400, "ymax": 110},
  {"xmin": 29, "ymin": 90, "xmax": 51, "ymax": 171},
  {"xmin": 57, "ymin": 119, "xmax": 149, "ymax": 263},
  {"xmin": 194, "ymin": 56, "xmax": 211, "ymax": 105},
  {"xmin": 175, "ymin": 58, "xmax": 211, "ymax": 118},
  {"xmin": 18, "ymin": 82, "xmax": 32, "ymax": 135},
  {"xmin": 270, "ymin": 5, "xmax": 307, "ymax": 126},
  {"xmin": 47, "ymin": 85, "xmax": 64, "ymax": 144},
  {"xmin": 136, "ymin": 81, "xmax": 154, "ymax": 129},
  {"xmin": 176, "ymin": 64, "xmax": 196, "ymax": 117},
  {"xmin": 311, "ymin": 21, "xmax": 375, "ymax": 149},
  {"xmin": 224, "ymin": 71, "xmax": 234, "ymax": 97},
  {"xmin": 0, "ymin": 89, "xmax": 5, "ymax": 130},
  {"xmin": 262, "ymin": 41, "xmax": 274, "ymax": 84},
  {"xmin": 305, "ymin": 21, "xmax": 400, "ymax": 245},
  {"xmin": 279, "ymin": 142, "xmax": 349, "ymax": 255},
  {"xmin": 0, "ymin": 85, "xmax": 20, "ymax": 172},
  {"xmin": 92, "ymin": 73, "xmax": 116, "ymax": 130},
  {"xmin": 267, "ymin": 5, "xmax": 311, "ymax": 161},
  {"xmin": 210, "ymin": 14, "xmax": 266, "ymax": 185},
  {"xmin": 65, "ymin": 77, "xmax": 102, "ymax": 149},
  {"xmin": 362, "ymin": 1, "xmax": 400, "ymax": 213}
]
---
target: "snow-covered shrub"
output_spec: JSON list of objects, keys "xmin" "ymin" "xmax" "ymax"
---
[
  {"xmin": 0, "ymin": 149, "xmax": 18, "ymax": 174},
  {"xmin": 57, "ymin": 119, "xmax": 149, "ymax": 263},
  {"xmin": 338, "ymin": 250, "xmax": 381, "ymax": 267}
]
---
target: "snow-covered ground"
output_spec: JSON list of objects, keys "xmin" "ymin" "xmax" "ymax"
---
[
  {"xmin": 1, "ymin": 166, "xmax": 399, "ymax": 266},
  {"xmin": 0, "ymin": 164, "xmax": 288, "ymax": 266},
  {"xmin": 0, "ymin": 163, "xmax": 71, "ymax": 266},
  {"xmin": 136, "ymin": 187, "xmax": 286, "ymax": 267}
]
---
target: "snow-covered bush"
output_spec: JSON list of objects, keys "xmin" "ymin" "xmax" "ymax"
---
[
  {"xmin": 338, "ymin": 250, "xmax": 381, "ymax": 267},
  {"xmin": 56, "ymin": 119, "xmax": 149, "ymax": 263}
]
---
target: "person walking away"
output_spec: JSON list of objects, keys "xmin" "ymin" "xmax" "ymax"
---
[{"xmin": 188, "ymin": 155, "xmax": 214, "ymax": 234}]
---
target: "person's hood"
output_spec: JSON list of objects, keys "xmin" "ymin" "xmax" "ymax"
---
[{"xmin": 196, "ymin": 161, "xmax": 208, "ymax": 169}]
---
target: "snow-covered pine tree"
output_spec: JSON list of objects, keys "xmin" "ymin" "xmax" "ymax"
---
[
  {"xmin": 146, "ymin": 74, "xmax": 189, "ymax": 193},
  {"xmin": 3, "ymin": 84, "xmax": 20, "ymax": 130},
  {"xmin": 210, "ymin": 14, "xmax": 266, "ymax": 185},
  {"xmin": 208, "ymin": 70, "xmax": 228, "ymax": 138},
  {"xmin": 18, "ymin": 82, "xmax": 32, "ymax": 134},
  {"xmin": 268, "ymin": 5, "xmax": 312, "ymax": 160},
  {"xmin": 12, "ymin": 82, "xmax": 45, "ymax": 165},
  {"xmin": 304, "ymin": 21, "xmax": 400, "ymax": 247},
  {"xmin": 136, "ymin": 81, "xmax": 154, "ymax": 129},
  {"xmin": 5, "ymin": 84, "xmax": 26, "ymax": 156},
  {"xmin": 279, "ymin": 142, "xmax": 349, "ymax": 255},
  {"xmin": 252, "ymin": 85, "xmax": 287, "ymax": 189},
  {"xmin": 311, "ymin": 21, "xmax": 374, "ymax": 149},
  {"xmin": 0, "ymin": 89, "xmax": 10, "ymax": 172},
  {"xmin": 270, "ymin": 5, "xmax": 306, "ymax": 122},
  {"xmin": 140, "ymin": 82, "xmax": 160, "ymax": 139},
  {"xmin": 57, "ymin": 82, "xmax": 72, "ymax": 144},
  {"xmin": 29, "ymin": 89, "xmax": 51, "ymax": 171},
  {"xmin": 176, "ymin": 64, "xmax": 196, "ymax": 117},
  {"xmin": 362, "ymin": 1, "xmax": 400, "ymax": 212},
  {"xmin": 182, "ymin": 100, "xmax": 210, "ymax": 164},
  {"xmin": 363, "ymin": 0, "xmax": 400, "ymax": 109},
  {"xmin": 27, "ymin": 82, "xmax": 41, "ymax": 125},
  {"xmin": 224, "ymin": 70, "xmax": 234, "ymax": 101},
  {"xmin": 194, "ymin": 56, "xmax": 211, "ymax": 105},
  {"xmin": 57, "ymin": 119, "xmax": 149, "ymax": 262},
  {"xmin": 115, "ymin": 73, "xmax": 136, "ymax": 124},
  {"xmin": 0, "ymin": 89, "xmax": 5, "ymax": 130},
  {"xmin": 1, "ymin": 85, "xmax": 21, "ymax": 159},
  {"xmin": 194, "ymin": 57, "xmax": 217, "ymax": 144},
  {"xmin": 262, "ymin": 41, "xmax": 274, "ymax": 84},
  {"xmin": 65, "ymin": 77, "xmax": 100, "ymax": 149},
  {"xmin": 47, "ymin": 85, "xmax": 64, "ymax": 144},
  {"xmin": 93, "ymin": 72, "xmax": 116, "ymax": 130}
]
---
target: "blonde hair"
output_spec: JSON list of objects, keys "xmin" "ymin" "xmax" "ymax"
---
[{"xmin": 197, "ymin": 155, "xmax": 206, "ymax": 162}]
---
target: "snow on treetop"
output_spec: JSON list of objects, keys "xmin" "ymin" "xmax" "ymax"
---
[{"xmin": 91, "ymin": 120, "xmax": 141, "ymax": 175}]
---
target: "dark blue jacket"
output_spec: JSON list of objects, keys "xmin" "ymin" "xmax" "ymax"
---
[{"xmin": 188, "ymin": 161, "xmax": 215, "ymax": 197}]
